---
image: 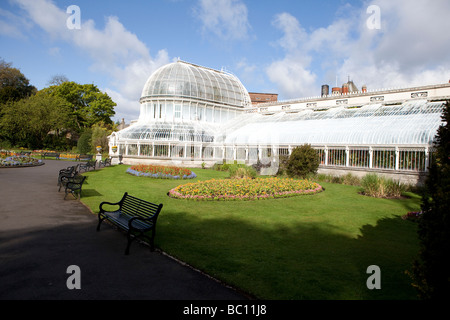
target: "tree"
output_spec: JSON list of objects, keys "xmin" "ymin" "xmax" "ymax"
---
[
  {"xmin": 0, "ymin": 58, "xmax": 36, "ymax": 105},
  {"xmin": 90, "ymin": 122, "xmax": 115, "ymax": 153},
  {"xmin": 77, "ymin": 129, "xmax": 92, "ymax": 154},
  {"xmin": 47, "ymin": 74, "xmax": 69, "ymax": 86},
  {"xmin": 286, "ymin": 144, "xmax": 320, "ymax": 178},
  {"xmin": 0, "ymin": 91, "xmax": 72, "ymax": 149},
  {"xmin": 408, "ymin": 100, "xmax": 450, "ymax": 299},
  {"xmin": 41, "ymin": 81, "xmax": 116, "ymax": 132}
]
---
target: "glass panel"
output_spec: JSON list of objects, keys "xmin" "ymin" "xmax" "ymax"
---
[
  {"xmin": 373, "ymin": 149, "xmax": 395, "ymax": 170},
  {"xmin": 197, "ymin": 105, "xmax": 205, "ymax": 121},
  {"xmin": 190, "ymin": 104, "xmax": 197, "ymax": 121},
  {"xmin": 349, "ymin": 149, "xmax": 369, "ymax": 168},
  {"xmin": 206, "ymin": 107, "xmax": 213, "ymax": 122},
  {"xmin": 327, "ymin": 149, "xmax": 346, "ymax": 167},
  {"xmin": 214, "ymin": 108, "xmax": 220, "ymax": 123},
  {"xmin": 174, "ymin": 104, "xmax": 181, "ymax": 119},
  {"xmin": 182, "ymin": 104, "xmax": 189, "ymax": 120}
]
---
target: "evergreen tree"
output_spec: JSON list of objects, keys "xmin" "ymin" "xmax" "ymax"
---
[{"xmin": 409, "ymin": 100, "xmax": 450, "ymax": 299}]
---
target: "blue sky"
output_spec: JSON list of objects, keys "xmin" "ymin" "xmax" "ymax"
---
[{"xmin": 1, "ymin": 0, "xmax": 450, "ymax": 122}]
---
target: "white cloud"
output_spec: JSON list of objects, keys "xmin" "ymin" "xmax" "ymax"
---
[
  {"xmin": 267, "ymin": 12, "xmax": 317, "ymax": 99},
  {"xmin": 267, "ymin": 57, "xmax": 317, "ymax": 99},
  {"xmin": 268, "ymin": 0, "xmax": 450, "ymax": 99},
  {"xmin": 336, "ymin": 0, "xmax": 450, "ymax": 89},
  {"xmin": 10, "ymin": 0, "xmax": 171, "ymax": 122},
  {"xmin": 195, "ymin": 0, "xmax": 250, "ymax": 41},
  {"xmin": 0, "ymin": 7, "xmax": 32, "ymax": 38}
]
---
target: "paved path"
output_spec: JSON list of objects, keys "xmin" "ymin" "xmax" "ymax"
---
[{"xmin": 0, "ymin": 160, "xmax": 247, "ymax": 300}]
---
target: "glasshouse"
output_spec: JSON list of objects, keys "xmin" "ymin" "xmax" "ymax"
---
[{"xmin": 109, "ymin": 60, "xmax": 450, "ymax": 183}]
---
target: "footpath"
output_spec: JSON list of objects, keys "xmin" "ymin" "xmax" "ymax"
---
[{"xmin": 0, "ymin": 160, "xmax": 246, "ymax": 300}]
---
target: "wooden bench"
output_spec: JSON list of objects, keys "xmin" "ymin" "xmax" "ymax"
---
[
  {"xmin": 97, "ymin": 192, "xmax": 163, "ymax": 255},
  {"xmin": 79, "ymin": 160, "xmax": 96, "ymax": 172},
  {"xmin": 63, "ymin": 174, "xmax": 86, "ymax": 199},
  {"xmin": 41, "ymin": 152, "xmax": 60, "ymax": 160}
]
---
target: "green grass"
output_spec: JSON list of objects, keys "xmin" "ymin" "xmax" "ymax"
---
[{"xmin": 81, "ymin": 165, "xmax": 421, "ymax": 300}]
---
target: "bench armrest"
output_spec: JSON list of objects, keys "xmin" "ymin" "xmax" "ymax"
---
[{"xmin": 99, "ymin": 201, "xmax": 121, "ymax": 213}]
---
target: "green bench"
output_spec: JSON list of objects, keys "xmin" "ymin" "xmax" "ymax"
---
[{"xmin": 97, "ymin": 192, "xmax": 163, "ymax": 255}]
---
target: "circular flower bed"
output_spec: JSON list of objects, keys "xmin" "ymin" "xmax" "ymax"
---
[
  {"xmin": 169, "ymin": 177, "xmax": 323, "ymax": 201},
  {"xmin": 0, "ymin": 155, "xmax": 43, "ymax": 167},
  {"xmin": 126, "ymin": 164, "xmax": 197, "ymax": 179}
]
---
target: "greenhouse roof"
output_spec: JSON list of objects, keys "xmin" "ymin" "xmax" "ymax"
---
[
  {"xmin": 116, "ymin": 121, "xmax": 219, "ymax": 143},
  {"xmin": 223, "ymin": 100, "xmax": 445, "ymax": 146},
  {"xmin": 140, "ymin": 60, "xmax": 251, "ymax": 108}
]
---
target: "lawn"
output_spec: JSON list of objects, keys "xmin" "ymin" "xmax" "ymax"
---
[{"xmin": 81, "ymin": 165, "xmax": 421, "ymax": 300}]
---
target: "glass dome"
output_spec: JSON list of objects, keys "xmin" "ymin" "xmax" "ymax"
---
[{"xmin": 140, "ymin": 60, "xmax": 251, "ymax": 108}]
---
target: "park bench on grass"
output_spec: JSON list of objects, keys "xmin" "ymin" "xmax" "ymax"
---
[
  {"xmin": 41, "ymin": 152, "xmax": 60, "ymax": 160},
  {"xmin": 97, "ymin": 192, "xmax": 163, "ymax": 255},
  {"xmin": 99, "ymin": 157, "xmax": 111, "ymax": 167},
  {"xmin": 79, "ymin": 160, "xmax": 96, "ymax": 172},
  {"xmin": 63, "ymin": 174, "xmax": 86, "ymax": 199}
]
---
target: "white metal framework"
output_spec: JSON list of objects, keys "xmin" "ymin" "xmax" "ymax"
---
[
  {"xmin": 110, "ymin": 61, "xmax": 448, "ymax": 176},
  {"xmin": 223, "ymin": 100, "xmax": 443, "ymax": 146}
]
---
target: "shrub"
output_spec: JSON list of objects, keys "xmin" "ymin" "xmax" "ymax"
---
[
  {"xmin": 287, "ymin": 144, "xmax": 320, "ymax": 178},
  {"xmin": 90, "ymin": 123, "xmax": 110, "ymax": 153},
  {"xmin": 251, "ymin": 158, "xmax": 272, "ymax": 174},
  {"xmin": 214, "ymin": 161, "xmax": 257, "ymax": 179},
  {"xmin": 77, "ymin": 130, "xmax": 92, "ymax": 154},
  {"xmin": 229, "ymin": 165, "xmax": 257, "ymax": 179},
  {"xmin": 361, "ymin": 173, "xmax": 405, "ymax": 198},
  {"xmin": 276, "ymin": 155, "xmax": 290, "ymax": 176},
  {"xmin": 342, "ymin": 173, "xmax": 361, "ymax": 186}
]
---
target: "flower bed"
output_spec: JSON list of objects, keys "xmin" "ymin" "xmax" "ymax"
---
[
  {"xmin": 0, "ymin": 155, "xmax": 43, "ymax": 167},
  {"xmin": 126, "ymin": 164, "xmax": 197, "ymax": 179},
  {"xmin": 59, "ymin": 153, "xmax": 79, "ymax": 160},
  {"xmin": 169, "ymin": 177, "xmax": 323, "ymax": 201},
  {"xmin": 401, "ymin": 211, "xmax": 423, "ymax": 221}
]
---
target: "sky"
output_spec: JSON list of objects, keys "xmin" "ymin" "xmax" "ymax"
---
[{"xmin": 1, "ymin": 0, "xmax": 450, "ymax": 122}]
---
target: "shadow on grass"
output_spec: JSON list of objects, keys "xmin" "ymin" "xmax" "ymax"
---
[
  {"xmin": 81, "ymin": 188, "xmax": 103, "ymax": 198},
  {"xmin": 77, "ymin": 166, "xmax": 421, "ymax": 299},
  {"xmin": 157, "ymin": 210, "xmax": 420, "ymax": 300}
]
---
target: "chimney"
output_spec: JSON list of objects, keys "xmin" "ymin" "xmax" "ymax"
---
[
  {"xmin": 321, "ymin": 84, "xmax": 329, "ymax": 97},
  {"xmin": 332, "ymin": 87, "xmax": 341, "ymax": 95},
  {"xmin": 342, "ymin": 83, "xmax": 349, "ymax": 94}
]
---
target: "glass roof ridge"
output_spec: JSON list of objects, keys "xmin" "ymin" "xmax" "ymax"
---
[{"xmin": 177, "ymin": 60, "xmax": 229, "ymax": 76}]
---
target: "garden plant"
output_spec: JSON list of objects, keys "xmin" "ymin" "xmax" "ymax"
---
[
  {"xmin": 126, "ymin": 164, "xmax": 196, "ymax": 179},
  {"xmin": 168, "ymin": 177, "xmax": 322, "ymax": 200}
]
